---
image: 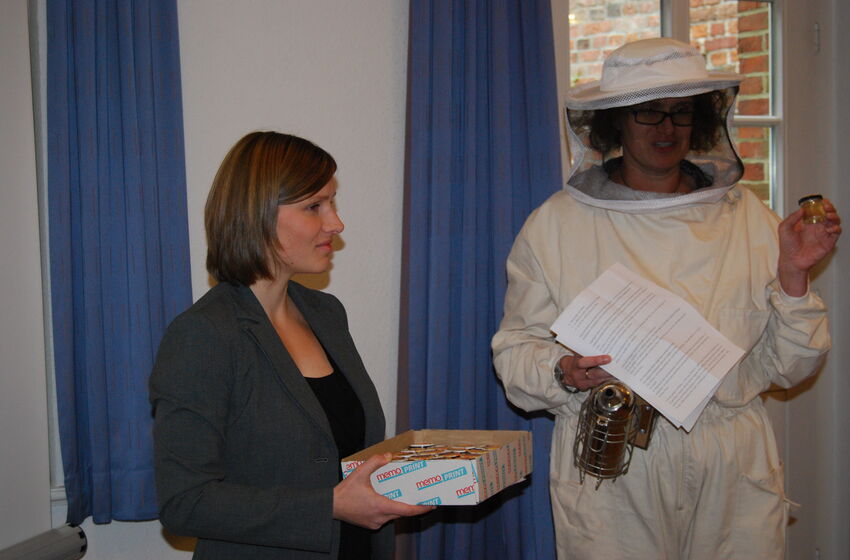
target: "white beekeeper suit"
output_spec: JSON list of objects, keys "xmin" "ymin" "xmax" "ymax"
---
[{"xmin": 492, "ymin": 38, "xmax": 831, "ymax": 559}]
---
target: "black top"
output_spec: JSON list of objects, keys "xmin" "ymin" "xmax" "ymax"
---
[
  {"xmin": 306, "ymin": 370, "xmax": 366, "ymax": 458},
  {"xmin": 306, "ymin": 368, "xmax": 372, "ymax": 560}
]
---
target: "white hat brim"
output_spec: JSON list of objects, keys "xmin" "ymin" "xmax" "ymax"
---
[{"xmin": 566, "ymin": 72, "xmax": 743, "ymax": 111}]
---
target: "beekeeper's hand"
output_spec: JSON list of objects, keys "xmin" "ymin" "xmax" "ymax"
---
[
  {"xmin": 778, "ymin": 197, "xmax": 841, "ymax": 296},
  {"xmin": 557, "ymin": 353, "xmax": 615, "ymax": 392}
]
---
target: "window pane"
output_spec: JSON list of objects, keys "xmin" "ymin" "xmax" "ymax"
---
[
  {"xmin": 731, "ymin": 125, "xmax": 774, "ymax": 207},
  {"xmin": 690, "ymin": 1, "xmax": 773, "ymax": 116},
  {"xmin": 569, "ymin": 0, "xmax": 661, "ymax": 85}
]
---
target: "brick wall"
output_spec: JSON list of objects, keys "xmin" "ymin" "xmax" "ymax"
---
[
  {"xmin": 569, "ymin": 0, "xmax": 660, "ymax": 85},
  {"xmin": 568, "ymin": 0, "xmax": 772, "ymax": 202}
]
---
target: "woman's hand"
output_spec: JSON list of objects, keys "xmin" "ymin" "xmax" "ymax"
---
[
  {"xmin": 777, "ymin": 198, "xmax": 842, "ymax": 296},
  {"xmin": 333, "ymin": 453, "xmax": 435, "ymax": 530},
  {"xmin": 557, "ymin": 354, "xmax": 614, "ymax": 392}
]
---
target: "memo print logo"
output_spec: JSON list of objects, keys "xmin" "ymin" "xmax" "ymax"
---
[
  {"xmin": 455, "ymin": 484, "xmax": 476, "ymax": 498},
  {"xmin": 415, "ymin": 466, "xmax": 468, "ymax": 491},
  {"xmin": 382, "ymin": 488, "xmax": 403, "ymax": 500},
  {"xmin": 417, "ymin": 496, "xmax": 442, "ymax": 506},
  {"xmin": 375, "ymin": 460, "xmax": 427, "ymax": 483}
]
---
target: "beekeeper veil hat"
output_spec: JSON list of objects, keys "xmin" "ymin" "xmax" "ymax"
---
[
  {"xmin": 565, "ymin": 37, "xmax": 744, "ymax": 187},
  {"xmin": 566, "ymin": 37, "xmax": 742, "ymax": 110}
]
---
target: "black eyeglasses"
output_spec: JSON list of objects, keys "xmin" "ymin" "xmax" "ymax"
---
[{"xmin": 630, "ymin": 109, "xmax": 695, "ymax": 127}]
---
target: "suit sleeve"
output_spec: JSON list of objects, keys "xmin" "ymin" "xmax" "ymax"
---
[
  {"xmin": 735, "ymin": 192, "xmax": 831, "ymax": 394},
  {"xmin": 491, "ymin": 220, "xmax": 577, "ymax": 414},
  {"xmin": 149, "ymin": 312, "xmax": 335, "ymax": 552},
  {"xmin": 741, "ymin": 280, "xmax": 831, "ymax": 390}
]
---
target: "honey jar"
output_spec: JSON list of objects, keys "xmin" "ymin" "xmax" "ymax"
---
[{"xmin": 798, "ymin": 194, "xmax": 826, "ymax": 224}]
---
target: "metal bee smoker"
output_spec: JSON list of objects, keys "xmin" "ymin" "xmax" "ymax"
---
[{"xmin": 573, "ymin": 381, "xmax": 657, "ymax": 489}]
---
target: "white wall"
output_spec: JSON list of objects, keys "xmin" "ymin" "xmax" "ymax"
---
[
  {"xmin": 0, "ymin": 0, "xmax": 52, "ymax": 550},
  {"xmin": 178, "ymin": 0, "xmax": 409, "ymax": 436},
  {"xmin": 828, "ymin": 2, "xmax": 850, "ymax": 557},
  {"xmin": 782, "ymin": 1, "xmax": 850, "ymax": 558}
]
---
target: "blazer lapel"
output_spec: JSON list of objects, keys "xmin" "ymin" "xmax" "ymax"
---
[
  {"xmin": 289, "ymin": 283, "xmax": 384, "ymax": 444},
  {"xmin": 231, "ymin": 284, "xmax": 336, "ymax": 445}
]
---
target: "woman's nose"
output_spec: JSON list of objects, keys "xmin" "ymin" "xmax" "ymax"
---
[{"xmin": 325, "ymin": 210, "xmax": 344, "ymax": 234}]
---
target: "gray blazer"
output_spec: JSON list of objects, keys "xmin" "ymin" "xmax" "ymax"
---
[{"xmin": 150, "ymin": 281, "xmax": 393, "ymax": 559}]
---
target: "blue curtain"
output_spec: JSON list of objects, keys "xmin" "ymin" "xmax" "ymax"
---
[
  {"xmin": 47, "ymin": 0, "xmax": 191, "ymax": 525},
  {"xmin": 400, "ymin": 1, "xmax": 563, "ymax": 558}
]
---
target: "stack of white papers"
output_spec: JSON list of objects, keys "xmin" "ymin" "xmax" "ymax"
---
[{"xmin": 550, "ymin": 263, "xmax": 744, "ymax": 431}]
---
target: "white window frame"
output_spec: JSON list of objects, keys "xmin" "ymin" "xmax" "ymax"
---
[
  {"xmin": 27, "ymin": 0, "xmax": 69, "ymax": 527},
  {"xmin": 662, "ymin": 0, "xmax": 783, "ymax": 213}
]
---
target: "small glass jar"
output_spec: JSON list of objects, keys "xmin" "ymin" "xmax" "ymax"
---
[{"xmin": 798, "ymin": 194, "xmax": 826, "ymax": 224}]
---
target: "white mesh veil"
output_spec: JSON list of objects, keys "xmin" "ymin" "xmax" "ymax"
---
[{"xmin": 564, "ymin": 38, "xmax": 744, "ymax": 189}]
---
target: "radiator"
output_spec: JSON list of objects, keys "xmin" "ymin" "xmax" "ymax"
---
[{"xmin": 0, "ymin": 525, "xmax": 86, "ymax": 560}]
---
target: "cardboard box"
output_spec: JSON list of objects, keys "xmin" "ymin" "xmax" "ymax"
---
[{"xmin": 341, "ymin": 429, "xmax": 532, "ymax": 506}]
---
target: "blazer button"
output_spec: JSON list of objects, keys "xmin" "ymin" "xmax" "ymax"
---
[{"xmin": 313, "ymin": 457, "xmax": 329, "ymax": 463}]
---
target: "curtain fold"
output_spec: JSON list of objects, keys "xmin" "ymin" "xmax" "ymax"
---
[
  {"xmin": 47, "ymin": 0, "xmax": 191, "ymax": 525},
  {"xmin": 401, "ymin": 0, "xmax": 563, "ymax": 557}
]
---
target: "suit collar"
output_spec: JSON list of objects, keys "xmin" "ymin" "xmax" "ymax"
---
[
  {"xmin": 225, "ymin": 281, "xmax": 382, "ymax": 450},
  {"xmin": 227, "ymin": 282, "xmax": 336, "ymax": 445},
  {"xmin": 288, "ymin": 283, "xmax": 384, "ymax": 447}
]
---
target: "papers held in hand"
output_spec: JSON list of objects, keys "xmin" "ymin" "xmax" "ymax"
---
[{"xmin": 550, "ymin": 263, "xmax": 744, "ymax": 431}]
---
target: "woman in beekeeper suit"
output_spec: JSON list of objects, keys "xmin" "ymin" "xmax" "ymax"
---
[{"xmin": 492, "ymin": 38, "xmax": 841, "ymax": 559}]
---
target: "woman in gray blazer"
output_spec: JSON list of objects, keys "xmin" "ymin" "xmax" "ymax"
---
[{"xmin": 150, "ymin": 132, "xmax": 431, "ymax": 559}]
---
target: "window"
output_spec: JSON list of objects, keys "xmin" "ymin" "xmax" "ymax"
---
[
  {"xmin": 567, "ymin": 0, "xmax": 780, "ymax": 209},
  {"xmin": 689, "ymin": 0, "xmax": 777, "ymax": 207},
  {"xmin": 569, "ymin": 1, "xmax": 661, "ymax": 86}
]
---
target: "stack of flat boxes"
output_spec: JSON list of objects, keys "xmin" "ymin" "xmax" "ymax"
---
[{"xmin": 341, "ymin": 429, "xmax": 532, "ymax": 506}]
